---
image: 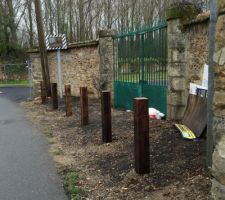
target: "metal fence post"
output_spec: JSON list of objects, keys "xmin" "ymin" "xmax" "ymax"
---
[
  {"xmin": 101, "ymin": 91, "xmax": 112, "ymax": 143},
  {"xmin": 80, "ymin": 87, "xmax": 88, "ymax": 126},
  {"xmin": 133, "ymin": 97, "xmax": 150, "ymax": 174},
  {"xmin": 65, "ymin": 85, "xmax": 72, "ymax": 116}
]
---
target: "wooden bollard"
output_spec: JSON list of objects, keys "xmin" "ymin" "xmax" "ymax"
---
[
  {"xmin": 80, "ymin": 87, "xmax": 88, "ymax": 125},
  {"xmin": 51, "ymin": 83, "xmax": 58, "ymax": 109},
  {"xmin": 40, "ymin": 81, "xmax": 46, "ymax": 104},
  {"xmin": 46, "ymin": 84, "xmax": 52, "ymax": 97},
  {"xmin": 133, "ymin": 97, "xmax": 150, "ymax": 174},
  {"xmin": 65, "ymin": 85, "xmax": 72, "ymax": 116},
  {"xmin": 101, "ymin": 91, "xmax": 112, "ymax": 143}
]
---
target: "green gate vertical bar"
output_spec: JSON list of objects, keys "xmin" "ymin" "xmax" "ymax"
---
[{"xmin": 141, "ymin": 33, "xmax": 145, "ymax": 95}]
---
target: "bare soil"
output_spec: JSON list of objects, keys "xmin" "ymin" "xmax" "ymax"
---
[{"xmin": 21, "ymin": 97, "xmax": 212, "ymax": 200}]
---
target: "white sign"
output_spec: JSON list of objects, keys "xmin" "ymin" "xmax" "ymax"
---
[
  {"xmin": 46, "ymin": 34, "xmax": 67, "ymax": 50},
  {"xmin": 202, "ymin": 64, "xmax": 208, "ymax": 89}
]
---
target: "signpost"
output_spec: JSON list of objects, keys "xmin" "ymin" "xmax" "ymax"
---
[{"xmin": 46, "ymin": 34, "xmax": 67, "ymax": 98}]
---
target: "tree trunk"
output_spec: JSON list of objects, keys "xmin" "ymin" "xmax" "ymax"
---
[
  {"xmin": 34, "ymin": 0, "xmax": 51, "ymax": 95},
  {"xmin": 79, "ymin": 0, "xmax": 85, "ymax": 41},
  {"xmin": 27, "ymin": 0, "xmax": 33, "ymax": 48},
  {"xmin": 6, "ymin": 0, "xmax": 17, "ymax": 43}
]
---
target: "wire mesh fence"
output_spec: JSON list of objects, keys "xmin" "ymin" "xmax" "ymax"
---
[
  {"xmin": 0, "ymin": 63, "xmax": 29, "ymax": 87},
  {"xmin": 0, "ymin": 62, "xmax": 33, "ymax": 100}
]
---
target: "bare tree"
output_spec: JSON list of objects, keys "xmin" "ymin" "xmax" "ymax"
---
[{"xmin": 0, "ymin": 0, "xmax": 210, "ymax": 50}]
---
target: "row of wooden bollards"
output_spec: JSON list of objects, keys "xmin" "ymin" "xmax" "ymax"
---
[{"xmin": 40, "ymin": 81, "xmax": 150, "ymax": 174}]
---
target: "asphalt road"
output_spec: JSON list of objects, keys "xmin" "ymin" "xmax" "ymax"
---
[
  {"xmin": 0, "ymin": 87, "xmax": 31, "ymax": 102},
  {"xmin": 0, "ymin": 88, "xmax": 68, "ymax": 200}
]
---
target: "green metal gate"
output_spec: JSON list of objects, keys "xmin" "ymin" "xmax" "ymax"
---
[{"xmin": 113, "ymin": 20, "xmax": 168, "ymax": 114}]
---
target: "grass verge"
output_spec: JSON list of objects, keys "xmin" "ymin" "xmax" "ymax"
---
[
  {"xmin": 0, "ymin": 80, "xmax": 29, "ymax": 87},
  {"xmin": 64, "ymin": 170, "xmax": 80, "ymax": 200}
]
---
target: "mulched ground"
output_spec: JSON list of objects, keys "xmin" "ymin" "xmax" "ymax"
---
[{"xmin": 21, "ymin": 97, "xmax": 212, "ymax": 200}]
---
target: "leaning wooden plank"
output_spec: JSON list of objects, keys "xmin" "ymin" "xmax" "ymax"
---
[{"xmin": 182, "ymin": 95, "xmax": 207, "ymax": 138}]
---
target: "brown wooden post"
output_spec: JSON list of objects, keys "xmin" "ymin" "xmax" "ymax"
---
[
  {"xmin": 51, "ymin": 83, "xmax": 58, "ymax": 109},
  {"xmin": 101, "ymin": 91, "xmax": 112, "ymax": 143},
  {"xmin": 65, "ymin": 85, "xmax": 72, "ymax": 116},
  {"xmin": 40, "ymin": 81, "xmax": 46, "ymax": 104},
  {"xmin": 80, "ymin": 87, "xmax": 88, "ymax": 125},
  {"xmin": 133, "ymin": 97, "xmax": 150, "ymax": 174}
]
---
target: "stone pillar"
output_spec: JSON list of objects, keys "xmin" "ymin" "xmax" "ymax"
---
[
  {"xmin": 29, "ymin": 52, "xmax": 42, "ymax": 98},
  {"xmin": 98, "ymin": 30, "xmax": 114, "ymax": 96},
  {"xmin": 167, "ymin": 18, "xmax": 186, "ymax": 121},
  {"xmin": 211, "ymin": 10, "xmax": 225, "ymax": 199},
  {"xmin": 166, "ymin": 4, "xmax": 200, "ymax": 121}
]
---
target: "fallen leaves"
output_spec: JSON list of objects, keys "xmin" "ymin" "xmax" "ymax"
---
[{"xmin": 21, "ymin": 98, "xmax": 211, "ymax": 200}]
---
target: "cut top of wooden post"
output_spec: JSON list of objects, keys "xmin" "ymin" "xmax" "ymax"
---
[
  {"xmin": 133, "ymin": 97, "xmax": 149, "ymax": 115},
  {"xmin": 65, "ymin": 85, "xmax": 71, "ymax": 95},
  {"xmin": 102, "ymin": 90, "xmax": 110, "ymax": 93}
]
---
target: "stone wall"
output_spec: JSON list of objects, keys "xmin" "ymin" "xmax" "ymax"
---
[
  {"xmin": 167, "ymin": 5, "xmax": 209, "ymax": 121},
  {"xmin": 29, "ymin": 40, "xmax": 100, "ymax": 98},
  {"xmin": 185, "ymin": 22, "xmax": 209, "ymax": 92},
  {"xmin": 28, "ymin": 31, "xmax": 114, "ymax": 99},
  {"xmin": 167, "ymin": 2, "xmax": 225, "ymax": 198},
  {"xmin": 211, "ymin": 8, "xmax": 225, "ymax": 199}
]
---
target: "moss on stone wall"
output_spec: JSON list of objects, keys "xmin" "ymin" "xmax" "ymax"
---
[{"xmin": 166, "ymin": 4, "xmax": 201, "ymax": 23}]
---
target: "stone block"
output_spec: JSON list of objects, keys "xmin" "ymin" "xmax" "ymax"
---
[
  {"xmin": 172, "ymin": 50, "xmax": 186, "ymax": 63},
  {"xmin": 167, "ymin": 19, "xmax": 182, "ymax": 34},
  {"xmin": 168, "ymin": 49, "xmax": 173, "ymax": 62},
  {"xmin": 98, "ymin": 29, "xmax": 115, "ymax": 38},
  {"xmin": 214, "ymin": 48, "xmax": 225, "ymax": 65},
  {"xmin": 213, "ymin": 92, "xmax": 225, "ymax": 113},
  {"xmin": 213, "ymin": 117, "xmax": 225, "ymax": 147},
  {"xmin": 212, "ymin": 142, "xmax": 225, "ymax": 185},
  {"xmin": 167, "ymin": 91, "xmax": 186, "ymax": 106},
  {"xmin": 168, "ymin": 34, "xmax": 186, "ymax": 49},
  {"xmin": 212, "ymin": 178, "xmax": 225, "ymax": 200},
  {"xmin": 171, "ymin": 77, "xmax": 185, "ymax": 91},
  {"xmin": 215, "ymin": 76, "xmax": 225, "ymax": 91},
  {"xmin": 168, "ymin": 63, "xmax": 186, "ymax": 77},
  {"xmin": 219, "ymin": 48, "xmax": 225, "ymax": 66},
  {"xmin": 215, "ymin": 15, "xmax": 225, "ymax": 50},
  {"xmin": 217, "ymin": 0, "xmax": 225, "ymax": 11}
]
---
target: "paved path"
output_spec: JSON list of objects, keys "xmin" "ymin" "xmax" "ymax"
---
[
  {"xmin": 0, "ymin": 87, "xmax": 30, "ymax": 103},
  {"xmin": 0, "ymin": 89, "xmax": 67, "ymax": 200}
]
